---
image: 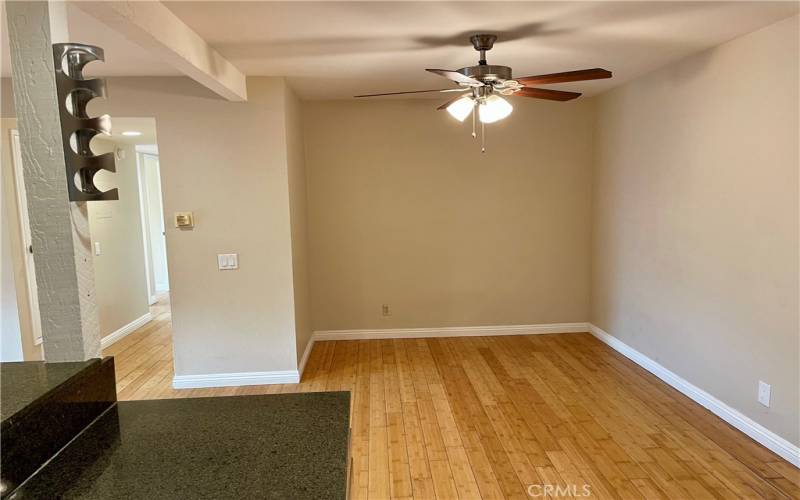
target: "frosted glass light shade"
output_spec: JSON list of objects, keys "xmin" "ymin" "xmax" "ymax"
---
[
  {"xmin": 478, "ymin": 95, "xmax": 513, "ymax": 123},
  {"xmin": 446, "ymin": 96, "xmax": 474, "ymax": 122}
]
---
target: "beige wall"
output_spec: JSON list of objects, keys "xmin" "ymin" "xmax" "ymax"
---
[
  {"xmin": 94, "ymin": 77, "xmax": 299, "ymax": 375},
  {"xmin": 1, "ymin": 116, "xmax": 150, "ymax": 353},
  {"xmin": 89, "ymin": 137, "xmax": 150, "ymax": 337},
  {"xmin": 2, "ymin": 77, "xmax": 301, "ymax": 376},
  {"xmin": 591, "ymin": 15, "xmax": 799, "ymax": 445},
  {"xmin": 1, "ymin": 117, "xmax": 42, "ymax": 360},
  {"xmin": 1, "ymin": 135, "xmax": 23, "ymax": 361},
  {"xmin": 1, "ymin": 112, "xmax": 150, "ymax": 355},
  {"xmin": 304, "ymin": 99, "xmax": 593, "ymax": 331},
  {"xmin": 285, "ymin": 85, "xmax": 312, "ymax": 361}
]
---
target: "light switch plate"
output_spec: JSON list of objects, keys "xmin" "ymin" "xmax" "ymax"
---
[
  {"xmin": 217, "ymin": 253, "xmax": 238, "ymax": 270},
  {"xmin": 758, "ymin": 381, "xmax": 771, "ymax": 407}
]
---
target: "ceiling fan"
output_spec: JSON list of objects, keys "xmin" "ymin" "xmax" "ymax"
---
[{"xmin": 355, "ymin": 34, "xmax": 612, "ymax": 150}]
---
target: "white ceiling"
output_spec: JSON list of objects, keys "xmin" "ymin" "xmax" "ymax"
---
[{"xmin": 3, "ymin": 2, "xmax": 798, "ymax": 100}]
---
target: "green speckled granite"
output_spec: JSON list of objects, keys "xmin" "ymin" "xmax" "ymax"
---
[
  {"xmin": 11, "ymin": 392, "xmax": 351, "ymax": 500},
  {"xmin": 0, "ymin": 360, "xmax": 99, "ymax": 421},
  {"xmin": 1, "ymin": 359, "xmax": 117, "ymax": 497}
]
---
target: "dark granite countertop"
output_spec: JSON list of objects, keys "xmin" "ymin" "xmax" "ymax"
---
[
  {"xmin": 10, "ymin": 392, "xmax": 351, "ymax": 500},
  {"xmin": 0, "ymin": 360, "xmax": 100, "ymax": 421}
]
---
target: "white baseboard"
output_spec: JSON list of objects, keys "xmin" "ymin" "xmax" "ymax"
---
[
  {"xmin": 312, "ymin": 322, "xmax": 590, "ymax": 341},
  {"xmin": 298, "ymin": 337, "xmax": 315, "ymax": 380},
  {"xmin": 589, "ymin": 324, "xmax": 800, "ymax": 468},
  {"xmin": 100, "ymin": 312, "xmax": 153, "ymax": 349},
  {"xmin": 172, "ymin": 370, "xmax": 300, "ymax": 389},
  {"xmin": 173, "ymin": 336, "xmax": 318, "ymax": 389}
]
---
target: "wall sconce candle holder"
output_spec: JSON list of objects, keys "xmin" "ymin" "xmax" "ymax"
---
[{"xmin": 53, "ymin": 43, "xmax": 118, "ymax": 201}]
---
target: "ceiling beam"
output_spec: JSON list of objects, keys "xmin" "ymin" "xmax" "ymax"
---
[{"xmin": 73, "ymin": 0, "xmax": 247, "ymax": 101}]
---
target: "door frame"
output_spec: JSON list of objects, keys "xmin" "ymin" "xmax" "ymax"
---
[
  {"xmin": 10, "ymin": 129, "xmax": 43, "ymax": 346},
  {"xmin": 135, "ymin": 145, "xmax": 169, "ymax": 301},
  {"xmin": 135, "ymin": 147, "xmax": 156, "ymax": 305}
]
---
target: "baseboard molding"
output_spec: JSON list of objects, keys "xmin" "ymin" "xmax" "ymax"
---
[
  {"xmin": 312, "ymin": 322, "xmax": 590, "ymax": 341},
  {"xmin": 298, "ymin": 337, "xmax": 315, "ymax": 380},
  {"xmin": 172, "ymin": 370, "xmax": 300, "ymax": 389},
  {"xmin": 100, "ymin": 312, "xmax": 153, "ymax": 349},
  {"xmin": 589, "ymin": 324, "xmax": 800, "ymax": 468}
]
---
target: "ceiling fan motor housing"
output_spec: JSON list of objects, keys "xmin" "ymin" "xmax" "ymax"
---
[{"xmin": 458, "ymin": 64, "xmax": 512, "ymax": 84}]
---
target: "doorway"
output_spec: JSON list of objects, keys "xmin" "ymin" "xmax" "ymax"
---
[{"xmin": 137, "ymin": 146, "xmax": 169, "ymax": 303}]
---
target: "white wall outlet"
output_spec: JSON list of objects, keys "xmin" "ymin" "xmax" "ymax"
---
[
  {"xmin": 381, "ymin": 304, "xmax": 391, "ymax": 317},
  {"xmin": 217, "ymin": 253, "xmax": 238, "ymax": 270},
  {"xmin": 94, "ymin": 241, "xmax": 101, "ymax": 256},
  {"xmin": 757, "ymin": 381, "xmax": 771, "ymax": 407}
]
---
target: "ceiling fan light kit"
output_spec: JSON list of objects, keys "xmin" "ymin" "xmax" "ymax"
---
[
  {"xmin": 445, "ymin": 96, "xmax": 474, "ymax": 122},
  {"xmin": 355, "ymin": 33, "xmax": 612, "ymax": 151},
  {"xmin": 478, "ymin": 95, "xmax": 513, "ymax": 124}
]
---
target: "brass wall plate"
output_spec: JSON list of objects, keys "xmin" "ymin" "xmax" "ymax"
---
[{"xmin": 174, "ymin": 212, "xmax": 194, "ymax": 229}]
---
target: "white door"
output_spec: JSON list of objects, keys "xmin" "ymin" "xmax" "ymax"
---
[
  {"xmin": 10, "ymin": 129, "xmax": 43, "ymax": 346},
  {"xmin": 142, "ymin": 153, "xmax": 169, "ymax": 292}
]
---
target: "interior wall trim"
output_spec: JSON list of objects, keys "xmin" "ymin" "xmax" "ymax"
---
[
  {"xmin": 312, "ymin": 322, "xmax": 590, "ymax": 341},
  {"xmin": 172, "ymin": 370, "xmax": 300, "ymax": 389},
  {"xmin": 298, "ymin": 338, "xmax": 315, "ymax": 381},
  {"xmin": 100, "ymin": 312, "xmax": 153, "ymax": 349},
  {"xmin": 589, "ymin": 323, "xmax": 800, "ymax": 468}
]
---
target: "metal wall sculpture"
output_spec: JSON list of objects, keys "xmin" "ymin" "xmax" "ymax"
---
[{"xmin": 53, "ymin": 43, "xmax": 118, "ymax": 201}]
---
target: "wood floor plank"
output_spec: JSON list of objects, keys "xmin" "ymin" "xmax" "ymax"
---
[{"xmin": 105, "ymin": 304, "xmax": 799, "ymax": 500}]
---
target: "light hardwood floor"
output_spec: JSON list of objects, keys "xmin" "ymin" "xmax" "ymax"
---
[{"xmin": 104, "ymin": 297, "xmax": 799, "ymax": 499}]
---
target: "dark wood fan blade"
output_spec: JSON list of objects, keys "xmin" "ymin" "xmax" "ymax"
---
[
  {"xmin": 517, "ymin": 68, "xmax": 612, "ymax": 85},
  {"xmin": 354, "ymin": 88, "xmax": 464, "ymax": 98},
  {"xmin": 426, "ymin": 69, "xmax": 483, "ymax": 86},
  {"xmin": 514, "ymin": 87, "xmax": 581, "ymax": 101}
]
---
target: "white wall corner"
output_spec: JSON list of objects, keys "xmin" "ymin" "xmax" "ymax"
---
[
  {"xmin": 172, "ymin": 370, "xmax": 300, "ymax": 389},
  {"xmin": 589, "ymin": 324, "xmax": 800, "ymax": 468},
  {"xmin": 298, "ymin": 337, "xmax": 315, "ymax": 381},
  {"xmin": 100, "ymin": 312, "xmax": 153, "ymax": 349}
]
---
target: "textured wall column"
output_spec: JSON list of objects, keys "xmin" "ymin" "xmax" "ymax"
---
[{"xmin": 6, "ymin": 1, "xmax": 100, "ymax": 360}]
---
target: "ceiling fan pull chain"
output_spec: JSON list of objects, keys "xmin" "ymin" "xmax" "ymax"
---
[
  {"xmin": 481, "ymin": 121, "xmax": 486, "ymax": 153},
  {"xmin": 472, "ymin": 105, "xmax": 477, "ymax": 139}
]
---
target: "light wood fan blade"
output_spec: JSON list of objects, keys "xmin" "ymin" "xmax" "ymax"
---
[
  {"xmin": 426, "ymin": 69, "xmax": 483, "ymax": 86},
  {"xmin": 354, "ymin": 88, "xmax": 467, "ymax": 98},
  {"xmin": 514, "ymin": 87, "xmax": 581, "ymax": 101},
  {"xmin": 517, "ymin": 68, "xmax": 611, "ymax": 85}
]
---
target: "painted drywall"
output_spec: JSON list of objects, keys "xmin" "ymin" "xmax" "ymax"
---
[
  {"xmin": 304, "ymin": 99, "xmax": 593, "ymax": 331},
  {"xmin": 0, "ymin": 117, "xmax": 41, "ymax": 361},
  {"xmin": 2, "ymin": 76, "xmax": 303, "ymax": 377},
  {"xmin": 87, "ymin": 77, "xmax": 297, "ymax": 376},
  {"xmin": 1, "ymin": 164, "xmax": 23, "ymax": 361},
  {"xmin": 285, "ymin": 85, "xmax": 312, "ymax": 362},
  {"xmin": 591, "ymin": 15, "xmax": 799, "ymax": 445},
  {"xmin": 89, "ymin": 137, "xmax": 150, "ymax": 338}
]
